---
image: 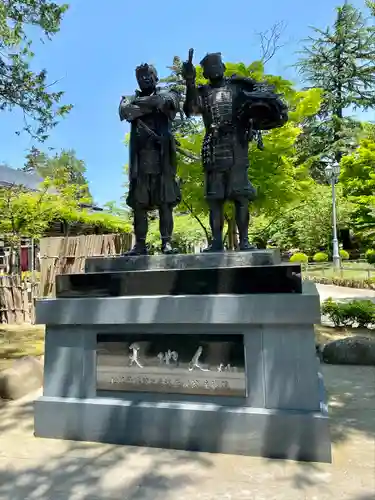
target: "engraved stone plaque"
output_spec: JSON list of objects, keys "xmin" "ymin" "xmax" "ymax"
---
[{"xmin": 96, "ymin": 334, "xmax": 246, "ymax": 397}]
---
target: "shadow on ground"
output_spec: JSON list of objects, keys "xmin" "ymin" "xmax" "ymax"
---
[
  {"xmin": 0, "ymin": 399, "xmax": 34, "ymax": 435},
  {"xmin": 322, "ymin": 364, "xmax": 375, "ymax": 444},
  {"xmin": 264, "ymin": 364, "xmax": 375, "ymax": 496},
  {"xmin": 0, "ymin": 435, "xmax": 213, "ymax": 500},
  {"xmin": 0, "ymin": 364, "xmax": 374, "ymax": 499}
]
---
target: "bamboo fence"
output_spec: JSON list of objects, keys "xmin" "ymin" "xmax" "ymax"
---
[
  {"xmin": 0, "ymin": 275, "xmax": 37, "ymax": 324},
  {"xmin": 39, "ymin": 233, "xmax": 133, "ymax": 298},
  {"xmin": 0, "ymin": 233, "xmax": 133, "ymax": 323}
]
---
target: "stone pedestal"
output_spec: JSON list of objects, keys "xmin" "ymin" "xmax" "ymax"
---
[{"xmin": 34, "ymin": 250, "xmax": 331, "ymax": 463}]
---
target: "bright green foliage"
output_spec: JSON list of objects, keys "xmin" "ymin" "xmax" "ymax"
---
[
  {"xmin": 340, "ymin": 139, "xmax": 375, "ymax": 239},
  {"xmin": 290, "ymin": 252, "xmax": 309, "ymax": 263},
  {"xmin": 313, "ymin": 252, "xmax": 329, "ymax": 262},
  {"xmin": 60, "ymin": 209, "xmax": 131, "ymax": 233},
  {"xmin": 365, "ymin": 249, "xmax": 375, "ymax": 264},
  {"xmin": 0, "ymin": 184, "xmax": 52, "ymax": 242},
  {"xmin": 0, "ymin": 1, "xmax": 72, "ymax": 141},
  {"xmin": 322, "ymin": 297, "xmax": 375, "ymax": 328},
  {"xmin": 172, "ymin": 60, "xmax": 321, "ymax": 224},
  {"xmin": 0, "ymin": 180, "xmax": 131, "ymax": 248},
  {"xmin": 147, "ymin": 214, "xmax": 208, "ymax": 251},
  {"xmin": 340, "ymin": 249, "xmax": 350, "ymax": 260},
  {"xmin": 252, "ymin": 183, "xmax": 353, "ymax": 254},
  {"xmin": 296, "ymin": 2, "xmax": 375, "ymax": 178},
  {"xmin": 23, "ymin": 148, "xmax": 92, "ymax": 200}
]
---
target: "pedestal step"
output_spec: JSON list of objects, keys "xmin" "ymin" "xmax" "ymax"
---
[
  {"xmin": 35, "ymin": 396, "xmax": 331, "ymax": 463},
  {"xmin": 56, "ymin": 263, "xmax": 302, "ymax": 298},
  {"xmin": 85, "ymin": 250, "xmax": 282, "ymax": 273}
]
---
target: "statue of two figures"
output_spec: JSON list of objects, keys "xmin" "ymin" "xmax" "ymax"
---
[{"xmin": 119, "ymin": 51, "xmax": 288, "ymax": 255}]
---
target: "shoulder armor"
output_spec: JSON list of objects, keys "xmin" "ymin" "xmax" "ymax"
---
[{"xmin": 229, "ymin": 74, "xmax": 257, "ymax": 88}]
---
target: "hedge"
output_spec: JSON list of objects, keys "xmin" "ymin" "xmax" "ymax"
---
[{"xmin": 321, "ymin": 298, "xmax": 375, "ymax": 328}]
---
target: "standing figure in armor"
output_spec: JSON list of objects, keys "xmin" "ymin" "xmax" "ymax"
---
[
  {"xmin": 182, "ymin": 51, "xmax": 288, "ymax": 252},
  {"xmin": 119, "ymin": 63, "xmax": 181, "ymax": 255}
]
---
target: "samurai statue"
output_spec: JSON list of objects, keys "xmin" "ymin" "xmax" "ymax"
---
[
  {"xmin": 119, "ymin": 63, "xmax": 181, "ymax": 255},
  {"xmin": 182, "ymin": 50, "xmax": 288, "ymax": 252}
]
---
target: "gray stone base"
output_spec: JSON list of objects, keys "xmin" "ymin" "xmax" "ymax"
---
[{"xmin": 34, "ymin": 396, "xmax": 331, "ymax": 463}]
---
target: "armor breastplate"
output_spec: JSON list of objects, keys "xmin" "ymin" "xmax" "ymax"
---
[{"xmin": 201, "ymin": 84, "xmax": 234, "ymax": 129}]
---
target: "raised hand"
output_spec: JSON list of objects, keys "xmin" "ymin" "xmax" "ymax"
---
[{"xmin": 181, "ymin": 48, "xmax": 196, "ymax": 82}]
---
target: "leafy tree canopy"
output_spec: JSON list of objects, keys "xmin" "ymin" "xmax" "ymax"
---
[
  {"xmin": 249, "ymin": 183, "xmax": 353, "ymax": 255},
  {"xmin": 0, "ymin": 0, "xmax": 72, "ymax": 141},
  {"xmin": 340, "ymin": 138, "xmax": 375, "ymax": 240},
  {"xmin": 23, "ymin": 147, "xmax": 92, "ymax": 200}
]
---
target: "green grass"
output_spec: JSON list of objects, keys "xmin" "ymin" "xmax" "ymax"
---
[
  {"xmin": 304, "ymin": 262, "xmax": 375, "ymax": 280},
  {"xmin": 0, "ymin": 324, "xmax": 45, "ymax": 372}
]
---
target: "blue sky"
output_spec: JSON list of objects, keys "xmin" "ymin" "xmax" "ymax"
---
[{"xmin": 0, "ymin": 0, "xmax": 372, "ymax": 206}]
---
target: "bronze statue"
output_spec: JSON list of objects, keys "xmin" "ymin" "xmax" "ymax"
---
[
  {"xmin": 182, "ymin": 50, "xmax": 288, "ymax": 252},
  {"xmin": 119, "ymin": 63, "xmax": 181, "ymax": 255}
]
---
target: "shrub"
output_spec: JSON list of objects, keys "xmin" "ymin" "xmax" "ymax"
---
[
  {"xmin": 340, "ymin": 249, "xmax": 350, "ymax": 260},
  {"xmin": 313, "ymin": 252, "xmax": 329, "ymax": 262},
  {"xmin": 345, "ymin": 300, "xmax": 375, "ymax": 328},
  {"xmin": 321, "ymin": 298, "xmax": 349, "ymax": 327},
  {"xmin": 290, "ymin": 252, "xmax": 309, "ymax": 264},
  {"xmin": 365, "ymin": 249, "xmax": 375, "ymax": 264},
  {"xmin": 321, "ymin": 297, "xmax": 375, "ymax": 328}
]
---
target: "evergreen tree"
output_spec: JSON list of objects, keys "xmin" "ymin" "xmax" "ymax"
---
[
  {"xmin": 296, "ymin": 2, "xmax": 375, "ymax": 179},
  {"xmin": 367, "ymin": 1, "xmax": 375, "ymax": 16}
]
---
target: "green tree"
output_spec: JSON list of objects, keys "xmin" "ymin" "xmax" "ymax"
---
[
  {"xmin": 296, "ymin": 2, "xmax": 375, "ymax": 178},
  {"xmin": 148, "ymin": 214, "xmax": 207, "ymax": 253},
  {"xmin": 250, "ymin": 183, "xmax": 353, "ymax": 254},
  {"xmin": 23, "ymin": 148, "xmax": 92, "ymax": 200},
  {"xmin": 0, "ymin": 179, "xmax": 79, "ymax": 272},
  {"xmin": 0, "ymin": 178, "xmax": 131, "ymax": 272},
  {"xmin": 340, "ymin": 138, "xmax": 375, "ymax": 240},
  {"xmin": 0, "ymin": 1, "xmax": 72, "ymax": 141}
]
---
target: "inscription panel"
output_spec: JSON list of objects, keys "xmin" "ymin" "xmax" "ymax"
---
[{"xmin": 96, "ymin": 334, "xmax": 246, "ymax": 397}]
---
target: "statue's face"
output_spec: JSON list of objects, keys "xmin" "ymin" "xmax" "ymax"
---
[
  {"xmin": 202, "ymin": 59, "xmax": 225, "ymax": 81},
  {"xmin": 136, "ymin": 67, "xmax": 157, "ymax": 92}
]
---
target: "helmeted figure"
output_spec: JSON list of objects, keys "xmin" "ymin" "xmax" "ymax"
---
[
  {"xmin": 182, "ymin": 51, "xmax": 288, "ymax": 252},
  {"xmin": 119, "ymin": 63, "xmax": 181, "ymax": 255}
]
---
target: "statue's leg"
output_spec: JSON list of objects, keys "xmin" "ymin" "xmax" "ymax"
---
[
  {"xmin": 234, "ymin": 198, "xmax": 256, "ymax": 251},
  {"xmin": 203, "ymin": 200, "xmax": 225, "ymax": 252},
  {"xmin": 159, "ymin": 204, "xmax": 178, "ymax": 254},
  {"xmin": 126, "ymin": 204, "xmax": 148, "ymax": 255}
]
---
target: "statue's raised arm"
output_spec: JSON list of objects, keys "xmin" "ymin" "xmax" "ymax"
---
[{"xmin": 182, "ymin": 49, "xmax": 202, "ymax": 117}]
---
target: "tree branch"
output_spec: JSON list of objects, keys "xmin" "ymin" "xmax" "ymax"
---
[{"xmin": 256, "ymin": 21, "xmax": 287, "ymax": 64}]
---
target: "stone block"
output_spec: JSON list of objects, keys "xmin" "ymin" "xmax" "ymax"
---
[
  {"xmin": 0, "ymin": 356, "xmax": 43, "ymax": 400},
  {"xmin": 56, "ymin": 263, "xmax": 302, "ymax": 298}
]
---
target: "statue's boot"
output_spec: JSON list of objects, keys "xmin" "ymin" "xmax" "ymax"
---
[
  {"xmin": 161, "ymin": 239, "xmax": 178, "ymax": 255},
  {"xmin": 239, "ymin": 238, "xmax": 257, "ymax": 252},
  {"xmin": 125, "ymin": 240, "xmax": 148, "ymax": 256},
  {"xmin": 203, "ymin": 238, "xmax": 224, "ymax": 253}
]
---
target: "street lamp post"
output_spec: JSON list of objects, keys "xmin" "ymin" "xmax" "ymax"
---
[{"xmin": 324, "ymin": 161, "xmax": 341, "ymax": 269}]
